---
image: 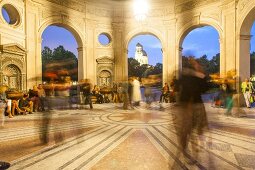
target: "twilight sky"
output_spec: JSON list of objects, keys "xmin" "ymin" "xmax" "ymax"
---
[{"xmin": 41, "ymin": 23, "xmax": 255, "ymax": 66}]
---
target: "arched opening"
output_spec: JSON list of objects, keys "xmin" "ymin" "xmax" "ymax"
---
[
  {"xmin": 41, "ymin": 25, "xmax": 79, "ymax": 84},
  {"xmin": 127, "ymin": 34, "xmax": 163, "ymax": 101},
  {"xmin": 239, "ymin": 6, "xmax": 255, "ymax": 81},
  {"xmin": 181, "ymin": 26, "xmax": 220, "ymax": 77},
  {"xmin": 250, "ymin": 22, "xmax": 255, "ymax": 77}
]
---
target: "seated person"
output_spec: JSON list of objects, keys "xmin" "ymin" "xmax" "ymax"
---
[
  {"xmin": 29, "ymin": 85, "xmax": 40, "ymax": 112},
  {"xmin": 19, "ymin": 94, "xmax": 33, "ymax": 114},
  {"xmin": 37, "ymin": 84, "xmax": 46, "ymax": 111},
  {"xmin": 92, "ymin": 85, "xmax": 103, "ymax": 104},
  {"xmin": 11, "ymin": 99, "xmax": 25, "ymax": 115},
  {"xmin": 160, "ymin": 83, "xmax": 170, "ymax": 103},
  {"xmin": 80, "ymin": 79, "xmax": 93, "ymax": 109}
]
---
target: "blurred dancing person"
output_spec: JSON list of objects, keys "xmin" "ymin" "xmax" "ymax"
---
[{"xmin": 172, "ymin": 58, "xmax": 209, "ymax": 167}]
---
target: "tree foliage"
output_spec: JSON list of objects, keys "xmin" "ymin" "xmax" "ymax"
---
[
  {"xmin": 128, "ymin": 58, "xmax": 163, "ymax": 79},
  {"xmin": 251, "ymin": 52, "xmax": 255, "ymax": 76},
  {"xmin": 42, "ymin": 45, "xmax": 78, "ymax": 81},
  {"xmin": 182, "ymin": 53, "xmax": 220, "ymax": 75}
]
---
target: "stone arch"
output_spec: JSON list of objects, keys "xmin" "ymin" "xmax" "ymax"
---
[
  {"xmin": 125, "ymin": 27, "xmax": 165, "ymax": 50},
  {"xmin": 237, "ymin": 2, "xmax": 255, "ymax": 80},
  {"xmin": 176, "ymin": 20, "xmax": 222, "ymax": 76},
  {"xmin": 124, "ymin": 27, "xmax": 164, "ymax": 84},
  {"xmin": 36, "ymin": 16, "xmax": 85, "ymax": 83},
  {"xmin": 38, "ymin": 16, "xmax": 84, "ymax": 48},
  {"xmin": 238, "ymin": 0, "xmax": 255, "ymax": 35},
  {"xmin": 2, "ymin": 61, "xmax": 23, "ymax": 73},
  {"xmin": 177, "ymin": 21, "xmax": 223, "ymax": 48}
]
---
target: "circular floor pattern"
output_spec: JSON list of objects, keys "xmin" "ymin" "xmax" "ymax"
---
[{"xmin": 100, "ymin": 109, "xmax": 173, "ymax": 126}]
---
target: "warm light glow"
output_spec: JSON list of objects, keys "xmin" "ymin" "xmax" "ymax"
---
[{"xmin": 133, "ymin": 0, "xmax": 149, "ymax": 21}]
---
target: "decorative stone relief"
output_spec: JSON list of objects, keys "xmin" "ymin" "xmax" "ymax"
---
[
  {"xmin": 202, "ymin": 11, "xmax": 221, "ymax": 22},
  {"xmin": 0, "ymin": 44, "xmax": 26, "ymax": 91},
  {"xmin": 237, "ymin": 0, "xmax": 250, "ymax": 14},
  {"xmin": 96, "ymin": 56, "xmax": 114, "ymax": 87},
  {"xmin": 86, "ymin": 6, "xmax": 95, "ymax": 15},
  {"xmin": 175, "ymin": 0, "xmax": 218, "ymax": 13},
  {"xmin": 66, "ymin": 1, "xmax": 86, "ymax": 13},
  {"xmin": 114, "ymin": 9, "xmax": 123, "ymax": 18},
  {"xmin": 148, "ymin": 9, "xmax": 165, "ymax": 17},
  {"xmin": 95, "ymin": 8, "xmax": 112, "ymax": 17}
]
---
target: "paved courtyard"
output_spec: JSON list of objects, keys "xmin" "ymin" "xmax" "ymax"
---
[{"xmin": 0, "ymin": 102, "xmax": 255, "ymax": 170}]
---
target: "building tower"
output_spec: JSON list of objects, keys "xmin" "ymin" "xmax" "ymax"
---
[{"xmin": 134, "ymin": 43, "xmax": 148, "ymax": 65}]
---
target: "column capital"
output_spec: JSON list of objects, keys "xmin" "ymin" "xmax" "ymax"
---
[
  {"xmin": 77, "ymin": 46, "xmax": 86, "ymax": 52},
  {"xmin": 179, "ymin": 47, "xmax": 183, "ymax": 52},
  {"xmin": 239, "ymin": 34, "xmax": 252, "ymax": 40}
]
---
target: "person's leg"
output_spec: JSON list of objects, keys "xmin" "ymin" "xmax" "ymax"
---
[
  {"xmin": 88, "ymin": 94, "xmax": 93, "ymax": 109},
  {"xmin": 159, "ymin": 94, "xmax": 163, "ymax": 103},
  {"xmin": 243, "ymin": 92, "xmax": 250, "ymax": 107},
  {"xmin": 0, "ymin": 105, "xmax": 5, "ymax": 126},
  {"xmin": 28, "ymin": 101, "xmax": 33, "ymax": 113},
  {"xmin": 7, "ymin": 100, "xmax": 12, "ymax": 118}
]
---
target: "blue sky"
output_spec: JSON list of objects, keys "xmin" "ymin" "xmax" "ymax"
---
[
  {"xmin": 128, "ymin": 35, "xmax": 162, "ymax": 65},
  {"xmin": 41, "ymin": 23, "xmax": 255, "ymax": 66},
  {"xmin": 182, "ymin": 26, "xmax": 219, "ymax": 58},
  {"xmin": 42, "ymin": 26, "xmax": 78, "ymax": 56},
  {"xmin": 251, "ymin": 23, "xmax": 255, "ymax": 53}
]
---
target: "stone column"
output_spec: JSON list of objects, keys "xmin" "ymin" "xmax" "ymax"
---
[
  {"xmin": 36, "ymin": 37, "xmax": 42, "ymax": 83},
  {"xmin": 219, "ymin": 37, "xmax": 226, "ymax": 76},
  {"xmin": 176, "ymin": 47, "xmax": 183, "ymax": 79},
  {"xmin": 77, "ymin": 46, "xmax": 86, "ymax": 81},
  {"xmin": 238, "ymin": 35, "xmax": 252, "ymax": 81},
  {"xmin": 113, "ymin": 22, "xmax": 126, "ymax": 82}
]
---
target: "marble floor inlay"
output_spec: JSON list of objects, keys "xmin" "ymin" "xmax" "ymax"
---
[{"xmin": 0, "ymin": 102, "xmax": 255, "ymax": 170}]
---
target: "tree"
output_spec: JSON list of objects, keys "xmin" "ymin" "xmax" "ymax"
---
[
  {"xmin": 182, "ymin": 54, "xmax": 220, "ymax": 75},
  {"xmin": 42, "ymin": 45, "xmax": 78, "ymax": 81},
  {"xmin": 251, "ymin": 52, "xmax": 255, "ymax": 76},
  {"xmin": 128, "ymin": 58, "xmax": 163, "ymax": 83}
]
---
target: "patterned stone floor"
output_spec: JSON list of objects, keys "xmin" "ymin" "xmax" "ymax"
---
[{"xmin": 0, "ymin": 102, "xmax": 255, "ymax": 170}]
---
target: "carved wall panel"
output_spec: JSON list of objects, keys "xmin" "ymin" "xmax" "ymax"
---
[
  {"xmin": 96, "ymin": 57, "xmax": 114, "ymax": 87},
  {"xmin": 0, "ymin": 44, "xmax": 26, "ymax": 91}
]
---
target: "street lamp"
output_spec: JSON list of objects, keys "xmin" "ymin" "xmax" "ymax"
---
[{"xmin": 133, "ymin": 0, "xmax": 149, "ymax": 22}]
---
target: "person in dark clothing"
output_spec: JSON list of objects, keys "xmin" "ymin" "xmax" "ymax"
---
[
  {"xmin": 172, "ymin": 58, "xmax": 209, "ymax": 166},
  {"xmin": 80, "ymin": 79, "xmax": 93, "ymax": 109},
  {"xmin": 28, "ymin": 85, "xmax": 39, "ymax": 112},
  {"xmin": 159, "ymin": 83, "xmax": 170, "ymax": 103},
  {"xmin": 19, "ymin": 94, "xmax": 33, "ymax": 114}
]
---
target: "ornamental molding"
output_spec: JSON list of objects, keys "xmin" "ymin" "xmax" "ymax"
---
[
  {"xmin": 175, "ymin": 0, "xmax": 219, "ymax": 13},
  {"xmin": 96, "ymin": 56, "xmax": 114, "ymax": 64},
  {"xmin": 237, "ymin": 0, "xmax": 250, "ymax": 14},
  {"xmin": 239, "ymin": 34, "xmax": 252, "ymax": 40},
  {"xmin": 0, "ymin": 44, "xmax": 26, "ymax": 56},
  {"xmin": 41, "ymin": 0, "xmax": 86, "ymax": 13},
  {"xmin": 201, "ymin": 11, "xmax": 221, "ymax": 22},
  {"xmin": 1, "ymin": 59, "xmax": 24, "ymax": 72}
]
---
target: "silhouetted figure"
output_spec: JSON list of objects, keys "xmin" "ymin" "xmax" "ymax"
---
[
  {"xmin": 80, "ymin": 79, "xmax": 93, "ymax": 109},
  {"xmin": 160, "ymin": 83, "xmax": 170, "ymax": 103},
  {"xmin": 172, "ymin": 58, "xmax": 209, "ymax": 167}
]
